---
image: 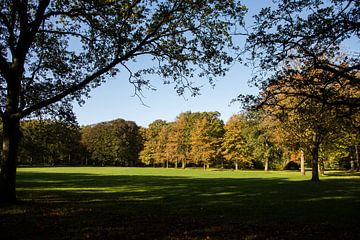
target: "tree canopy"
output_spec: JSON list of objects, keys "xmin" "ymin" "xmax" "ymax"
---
[{"xmin": 241, "ymin": 0, "xmax": 359, "ymax": 111}]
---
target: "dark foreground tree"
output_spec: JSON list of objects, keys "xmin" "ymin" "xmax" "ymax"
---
[{"xmin": 0, "ymin": 0, "xmax": 246, "ymax": 203}]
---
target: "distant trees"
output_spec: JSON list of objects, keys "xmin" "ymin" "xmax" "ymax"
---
[
  {"xmin": 139, "ymin": 120, "xmax": 168, "ymax": 167},
  {"xmin": 190, "ymin": 112, "xmax": 224, "ymax": 169},
  {"xmin": 81, "ymin": 119, "xmax": 143, "ymax": 166},
  {"xmin": 140, "ymin": 111, "xmax": 225, "ymax": 168},
  {"xmin": 222, "ymin": 114, "xmax": 249, "ymax": 170},
  {"xmin": 8, "ymin": 120, "xmax": 83, "ymax": 166},
  {"xmin": 2, "ymin": 109, "xmax": 357, "ymax": 174}
]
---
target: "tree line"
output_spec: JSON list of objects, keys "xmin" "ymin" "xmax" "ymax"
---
[{"xmin": 8, "ymin": 108, "xmax": 359, "ymax": 172}]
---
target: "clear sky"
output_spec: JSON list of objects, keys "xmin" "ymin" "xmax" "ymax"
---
[{"xmin": 72, "ymin": 1, "xmax": 267, "ymax": 127}]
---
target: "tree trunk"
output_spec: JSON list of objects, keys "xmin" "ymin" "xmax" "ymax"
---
[
  {"xmin": 0, "ymin": 116, "xmax": 21, "ymax": 203},
  {"xmin": 264, "ymin": 158, "xmax": 269, "ymax": 171},
  {"xmin": 234, "ymin": 161, "xmax": 238, "ymax": 171},
  {"xmin": 318, "ymin": 159, "xmax": 325, "ymax": 176},
  {"xmin": 350, "ymin": 157, "xmax": 355, "ymax": 170},
  {"xmin": 311, "ymin": 134, "xmax": 320, "ymax": 181},
  {"xmin": 203, "ymin": 162, "xmax": 206, "ymax": 170},
  {"xmin": 181, "ymin": 160, "xmax": 186, "ymax": 169},
  {"xmin": 175, "ymin": 160, "xmax": 178, "ymax": 169},
  {"xmin": 300, "ymin": 149, "xmax": 305, "ymax": 176},
  {"xmin": 355, "ymin": 145, "xmax": 359, "ymax": 172}
]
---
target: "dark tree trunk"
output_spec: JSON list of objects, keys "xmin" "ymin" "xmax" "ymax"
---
[
  {"xmin": 355, "ymin": 145, "xmax": 359, "ymax": 172},
  {"xmin": 0, "ymin": 115, "xmax": 21, "ymax": 203},
  {"xmin": 311, "ymin": 134, "xmax": 320, "ymax": 181}
]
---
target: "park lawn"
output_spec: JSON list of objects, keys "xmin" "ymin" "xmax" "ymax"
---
[{"xmin": 1, "ymin": 167, "xmax": 360, "ymax": 239}]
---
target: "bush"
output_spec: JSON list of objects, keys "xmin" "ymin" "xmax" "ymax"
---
[{"xmin": 284, "ymin": 161, "xmax": 300, "ymax": 170}]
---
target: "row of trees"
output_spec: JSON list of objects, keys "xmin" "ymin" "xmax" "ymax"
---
[
  {"xmin": 140, "ymin": 109, "xmax": 360, "ymax": 172},
  {"xmin": 0, "ymin": 120, "xmax": 83, "ymax": 166},
  {"xmin": 2, "ymin": 119, "xmax": 142, "ymax": 167},
  {"xmin": 10, "ymin": 104, "xmax": 359, "ymax": 172}
]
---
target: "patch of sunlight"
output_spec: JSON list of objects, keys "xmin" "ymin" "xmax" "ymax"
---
[
  {"xmin": 120, "ymin": 195, "xmax": 163, "ymax": 201},
  {"xmin": 17, "ymin": 186, "xmax": 151, "ymax": 193},
  {"xmin": 304, "ymin": 196, "xmax": 354, "ymax": 202},
  {"xmin": 17, "ymin": 187, "xmax": 109, "ymax": 192},
  {"xmin": 1, "ymin": 208, "xmax": 28, "ymax": 215},
  {"xmin": 215, "ymin": 192, "xmax": 234, "ymax": 196}
]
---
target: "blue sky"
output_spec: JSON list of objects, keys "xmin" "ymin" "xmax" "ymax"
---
[{"xmin": 73, "ymin": 1, "xmax": 266, "ymax": 127}]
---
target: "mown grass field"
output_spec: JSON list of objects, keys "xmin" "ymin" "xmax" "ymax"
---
[{"xmin": 1, "ymin": 167, "xmax": 360, "ymax": 239}]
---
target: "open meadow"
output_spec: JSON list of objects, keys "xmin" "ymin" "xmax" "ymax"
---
[{"xmin": 1, "ymin": 167, "xmax": 360, "ymax": 239}]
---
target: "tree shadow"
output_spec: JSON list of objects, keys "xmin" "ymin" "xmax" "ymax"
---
[
  {"xmin": 1, "ymin": 171, "xmax": 360, "ymax": 239},
  {"xmin": 324, "ymin": 170, "xmax": 360, "ymax": 177}
]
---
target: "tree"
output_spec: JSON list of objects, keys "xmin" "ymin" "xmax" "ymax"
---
[
  {"xmin": 222, "ymin": 114, "xmax": 249, "ymax": 170},
  {"xmin": 139, "ymin": 120, "xmax": 167, "ymax": 166},
  {"xmin": 19, "ymin": 120, "xmax": 83, "ymax": 166},
  {"xmin": 244, "ymin": 111, "xmax": 288, "ymax": 171},
  {"xmin": 256, "ymin": 68, "xmax": 347, "ymax": 181},
  {"xmin": 81, "ymin": 119, "xmax": 142, "ymax": 166},
  {"xmin": 190, "ymin": 112, "xmax": 224, "ymax": 169},
  {"xmin": 167, "ymin": 112, "xmax": 192, "ymax": 168},
  {"xmin": 238, "ymin": 0, "xmax": 360, "ymax": 174},
  {"xmin": 246, "ymin": 0, "xmax": 359, "ymax": 85},
  {"xmin": 0, "ymin": 0, "xmax": 246, "ymax": 202},
  {"xmin": 156, "ymin": 124, "xmax": 171, "ymax": 168}
]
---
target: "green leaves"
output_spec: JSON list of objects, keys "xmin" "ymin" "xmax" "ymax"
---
[{"xmin": 81, "ymin": 118, "xmax": 143, "ymax": 166}]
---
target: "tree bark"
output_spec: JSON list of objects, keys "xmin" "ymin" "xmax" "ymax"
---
[
  {"xmin": 181, "ymin": 160, "xmax": 186, "ymax": 169},
  {"xmin": 264, "ymin": 158, "xmax": 269, "ymax": 171},
  {"xmin": 311, "ymin": 134, "xmax": 320, "ymax": 181},
  {"xmin": 0, "ymin": 60, "xmax": 23, "ymax": 203},
  {"xmin": 0, "ymin": 115, "xmax": 21, "ymax": 203},
  {"xmin": 300, "ymin": 149, "xmax": 305, "ymax": 176},
  {"xmin": 234, "ymin": 161, "xmax": 238, "ymax": 171},
  {"xmin": 355, "ymin": 144, "xmax": 359, "ymax": 172}
]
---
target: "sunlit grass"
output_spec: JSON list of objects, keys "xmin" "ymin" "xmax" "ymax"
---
[{"xmin": 1, "ymin": 167, "xmax": 359, "ymax": 239}]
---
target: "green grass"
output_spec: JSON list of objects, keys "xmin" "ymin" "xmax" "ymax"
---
[{"xmin": 1, "ymin": 167, "xmax": 360, "ymax": 239}]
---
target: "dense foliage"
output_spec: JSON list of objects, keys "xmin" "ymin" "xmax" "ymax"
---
[{"xmin": 81, "ymin": 119, "xmax": 143, "ymax": 166}]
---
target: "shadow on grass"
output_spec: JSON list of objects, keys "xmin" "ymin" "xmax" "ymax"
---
[
  {"xmin": 324, "ymin": 170, "xmax": 360, "ymax": 177},
  {"xmin": 1, "ymin": 171, "xmax": 360, "ymax": 239}
]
